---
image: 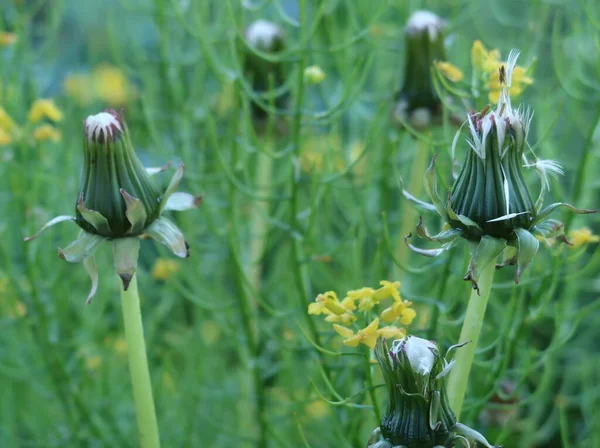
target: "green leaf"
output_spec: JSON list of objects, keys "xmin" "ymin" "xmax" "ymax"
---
[
  {"xmin": 423, "ymin": 155, "xmax": 448, "ymax": 219},
  {"xmin": 24, "ymin": 215, "xmax": 76, "ymax": 242},
  {"xmin": 77, "ymin": 193, "xmax": 112, "ymax": 235},
  {"xmin": 448, "ymin": 204, "xmax": 482, "ymax": 231},
  {"xmin": 164, "ymin": 192, "xmax": 203, "ymax": 211},
  {"xmin": 159, "ymin": 164, "xmax": 185, "ymax": 213},
  {"xmin": 146, "ymin": 217, "xmax": 189, "ymax": 258},
  {"xmin": 58, "ymin": 232, "xmax": 105, "ymax": 263},
  {"xmin": 120, "ymin": 189, "xmax": 148, "ymax": 235},
  {"xmin": 514, "ymin": 228, "xmax": 539, "ymax": 284},
  {"xmin": 113, "ymin": 237, "xmax": 140, "ymax": 290},
  {"xmin": 535, "ymin": 202, "xmax": 595, "ymax": 224},
  {"xmin": 398, "ymin": 176, "xmax": 437, "ymax": 213},
  {"xmin": 468, "ymin": 236, "xmax": 506, "ymax": 293},
  {"xmin": 83, "ymin": 256, "xmax": 99, "ymax": 305},
  {"xmin": 416, "ymin": 216, "xmax": 463, "ymax": 243},
  {"xmin": 405, "ymin": 233, "xmax": 454, "ymax": 258}
]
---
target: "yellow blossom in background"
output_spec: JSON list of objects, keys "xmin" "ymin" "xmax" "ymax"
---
[
  {"xmin": 436, "ymin": 61, "xmax": 464, "ymax": 83},
  {"xmin": 0, "ymin": 32, "xmax": 17, "ymax": 47},
  {"xmin": 0, "ymin": 107, "xmax": 17, "ymax": 132},
  {"xmin": 0, "ymin": 128, "xmax": 12, "ymax": 145},
  {"xmin": 113, "ymin": 337, "xmax": 128, "ymax": 356},
  {"xmin": 93, "ymin": 64, "xmax": 132, "ymax": 106},
  {"xmin": 470, "ymin": 40, "xmax": 533, "ymax": 103},
  {"xmin": 568, "ymin": 227, "xmax": 600, "ymax": 249},
  {"xmin": 334, "ymin": 318, "xmax": 380, "ymax": 349},
  {"xmin": 63, "ymin": 64, "xmax": 134, "ymax": 106},
  {"xmin": 300, "ymin": 134, "xmax": 345, "ymax": 173},
  {"xmin": 305, "ymin": 399, "xmax": 330, "ymax": 420},
  {"xmin": 304, "ymin": 65, "xmax": 326, "ymax": 85},
  {"xmin": 151, "ymin": 258, "xmax": 180, "ymax": 281},
  {"xmin": 309, "ymin": 280, "xmax": 416, "ymax": 349},
  {"xmin": 33, "ymin": 124, "xmax": 61, "ymax": 143},
  {"xmin": 28, "ymin": 99, "xmax": 63, "ymax": 123},
  {"xmin": 85, "ymin": 355, "xmax": 103, "ymax": 371},
  {"xmin": 200, "ymin": 320, "xmax": 221, "ymax": 346}
]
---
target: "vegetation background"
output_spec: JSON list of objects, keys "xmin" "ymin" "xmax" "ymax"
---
[{"xmin": 0, "ymin": 0, "xmax": 599, "ymax": 447}]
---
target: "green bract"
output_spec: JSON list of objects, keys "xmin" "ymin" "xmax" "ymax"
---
[
  {"xmin": 24, "ymin": 110, "xmax": 201, "ymax": 303},
  {"xmin": 394, "ymin": 11, "xmax": 446, "ymax": 129},
  {"xmin": 403, "ymin": 50, "xmax": 594, "ymax": 291},
  {"xmin": 367, "ymin": 336, "xmax": 496, "ymax": 448}
]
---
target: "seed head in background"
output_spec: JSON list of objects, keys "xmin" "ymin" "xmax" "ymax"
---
[
  {"xmin": 394, "ymin": 11, "xmax": 460, "ymax": 130},
  {"xmin": 367, "ymin": 336, "xmax": 497, "ymax": 448},
  {"xmin": 25, "ymin": 109, "xmax": 202, "ymax": 303},
  {"xmin": 403, "ymin": 50, "xmax": 595, "ymax": 291},
  {"xmin": 242, "ymin": 19, "xmax": 289, "ymax": 122}
]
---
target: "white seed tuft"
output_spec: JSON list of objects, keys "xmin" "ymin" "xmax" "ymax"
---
[
  {"xmin": 245, "ymin": 20, "xmax": 283, "ymax": 51},
  {"xmin": 406, "ymin": 10, "xmax": 444, "ymax": 40},
  {"xmin": 85, "ymin": 112, "xmax": 122, "ymax": 143}
]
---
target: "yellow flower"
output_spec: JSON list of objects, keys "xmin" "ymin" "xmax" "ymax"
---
[
  {"xmin": 85, "ymin": 355, "xmax": 103, "ymax": 371},
  {"xmin": 63, "ymin": 73, "xmax": 94, "ymax": 106},
  {"xmin": 377, "ymin": 325, "xmax": 406, "ymax": 340},
  {"xmin": 304, "ymin": 65, "xmax": 326, "ymax": 85},
  {"xmin": 0, "ymin": 107, "xmax": 17, "ymax": 132},
  {"xmin": 380, "ymin": 300, "xmax": 415, "ymax": 325},
  {"xmin": 0, "ymin": 32, "xmax": 17, "ymax": 47},
  {"xmin": 471, "ymin": 41, "xmax": 533, "ymax": 103},
  {"xmin": 113, "ymin": 337, "xmax": 128, "ymax": 356},
  {"xmin": 28, "ymin": 99, "xmax": 63, "ymax": 123},
  {"xmin": 33, "ymin": 124, "xmax": 61, "ymax": 142},
  {"xmin": 373, "ymin": 280, "xmax": 401, "ymax": 302},
  {"xmin": 324, "ymin": 312, "xmax": 356, "ymax": 325},
  {"xmin": 308, "ymin": 291, "xmax": 349, "ymax": 316},
  {"xmin": 436, "ymin": 61, "xmax": 463, "ymax": 83},
  {"xmin": 333, "ymin": 318, "xmax": 380, "ymax": 349},
  {"xmin": 0, "ymin": 127, "xmax": 12, "ymax": 145},
  {"xmin": 151, "ymin": 258, "xmax": 180, "ymax": 280},
  {"xmin": 93, "ymin": 64, "xmax": 131, "ymax": 106},
  {"xmin": 568, "ymin": 227, "xmax": 600, "ymax": 249}
]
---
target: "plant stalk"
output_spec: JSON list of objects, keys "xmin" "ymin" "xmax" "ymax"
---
[
  {"xmin": 393, "ymin": 138, "xmax": 429, "ymax": 278},
  {"xmin": 120, "ymin": 274, "xmax": 160, "ymax": 448},
  {"xmin": 447, "ymin": 260, "xmax": 496, "ymax": 418}
]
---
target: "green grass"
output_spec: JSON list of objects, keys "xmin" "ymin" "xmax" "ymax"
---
[{"xmin": 1, "ymin": 0, "xmax": 599, "ymax": 446}]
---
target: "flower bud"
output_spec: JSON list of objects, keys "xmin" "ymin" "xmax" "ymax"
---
[
  {"xmin": 243, "ymin": 20, "xmax": 288, "ymax": 120},
  {"xmin": 77, "ymin": 110, "xmax": 162, "ymax": 238},
  {"xmin": 394, "ymin": 11, "xmax": 446, "ymax": 129},
  {"xmin": 369, "ymin": 337, "xmax": 498, "ymax": 448}
]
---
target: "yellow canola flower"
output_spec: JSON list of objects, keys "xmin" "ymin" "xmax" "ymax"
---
[
  {"xmin": 28, "ymin": 99, "xmax": 63, "ymax": 123},
  {"xmin": 380, "ymin": 301, "xmax": 416, "ymax": 325},
  {"xmin": 63, "ymin": 74, "xmax": 95, "ymax": 106},
  {"xmin": 471, "ymin": 40, "xmax": 533, "ymax": 103},
  {"xmin": 377, "ymin": 325, "xmax": 406, "ymax": 340},
  {"xmin": 0, "ymin": 107, "xmax": 18, "ymax": 132},
  {"xmin": 334, "ymin": 318, "xmax": 380, "ymax": 349},
  {"xmin": 0, "ymin": 127, "xmax": 12, "ymax": 145},
  {"xmin": 33, "ymin": 124, "xmax": 61, "ymax": 143},
  {"xmin": 308, "ymin": 291, "xmax": 356, "ymax": 324},
  {"xmin": 436, "ymin": 61, "xmax": 464, "ymax": 83},
  {"xmin": 0, "ymin": 32, "xmax": 17, "ymax": 47},
  {"xmin": 151, "ymin": 258, "xmax": 180, "ymax": 281},
  {"xmin": 568, "ymin": 227, "xmax": 600, "ymax": 249},
  {"xmin": 93, "ymin": 64, "xmax": 131, "ymax": 106}
]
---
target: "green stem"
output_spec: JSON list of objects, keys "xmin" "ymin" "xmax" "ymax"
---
[
  {"xmin": 447, "ymin": 260, "xmax": 495, "ymax": 418},
  {"xmin": 120, "ymin": 274, "xmax": 160, "ymax": 448},
  {"xmin": 393, "ymin": 138, "xmax": 429, "ymax": 278}
]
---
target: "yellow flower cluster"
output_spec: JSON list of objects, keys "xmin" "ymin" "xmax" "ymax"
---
[
  {"xmin": 0, "ymin": 99, "xmax": 63, "ymax": 146},
  {"xmin": 308, "ymin": 281, "xmax": 416, "ymax": 349},
  {"xmin": 151, "ymin": 258, "xmax": 180, "ymax": 281},
  {"xmin": 436, "ymin": 61, "xmax": 464, "ymax": 83},
  {"xmin": 63, "ymin": 64, "xmax": 134, "ymax": 106},
  {"xmin": 0, "ymin": 32, "xmax": 17, "ymax": 47},
  {"xmin": 568, "ymin": 227, "xmax": 600, "ymax": 249},
  {"xmin": 471, "ymin": 40, "xmax": 533, "ymax": 103}
]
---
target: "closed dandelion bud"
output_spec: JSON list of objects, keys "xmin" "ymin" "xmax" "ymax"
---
[
  {"xmin": 395, "ymin": 11, "xmax": 446, "ymax": 129},
  {"xmin": 25, "ymin": 109, "xmax": 201, "ymax": 302},
  {"xmin": 368, "ymin": 337, "xmax": 498, "ymax": 448},
  {"xmin": 243, "ymin": 20, "xmax": 288, "ymax": 120},
  {"xmin": 403, "ymin": 49, "xmax": 594, "ymax": 289},
  {"xmin": 77, "ymin": 110, "xmax": 162, "ymax": 237}
]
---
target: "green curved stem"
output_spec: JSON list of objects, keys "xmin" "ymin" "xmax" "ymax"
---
[
  {"xmin": 447, "ymin": 260, "xmax": 496, "ymax": 418},
  {"xmin": 120, "ymin": 274, "xmax": 160, "ymax": 448}
]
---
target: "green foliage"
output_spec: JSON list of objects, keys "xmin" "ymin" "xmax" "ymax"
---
[{"xmin": 0, "ymin": 0, "xmax": 599, "ymax": 447}]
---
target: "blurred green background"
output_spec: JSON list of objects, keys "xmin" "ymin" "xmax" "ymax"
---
[{"xmin": 1, "ymin": 0, "xmax": 599, "ymax": 447}]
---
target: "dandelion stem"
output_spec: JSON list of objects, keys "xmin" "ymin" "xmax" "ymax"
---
[
  {"xmin": 447, "ymin": 259, "xmax": 495, "ymax": 418},
  {"xmin": 120, "ymin": 274, "xmax": 160, "ymax": 448}
]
